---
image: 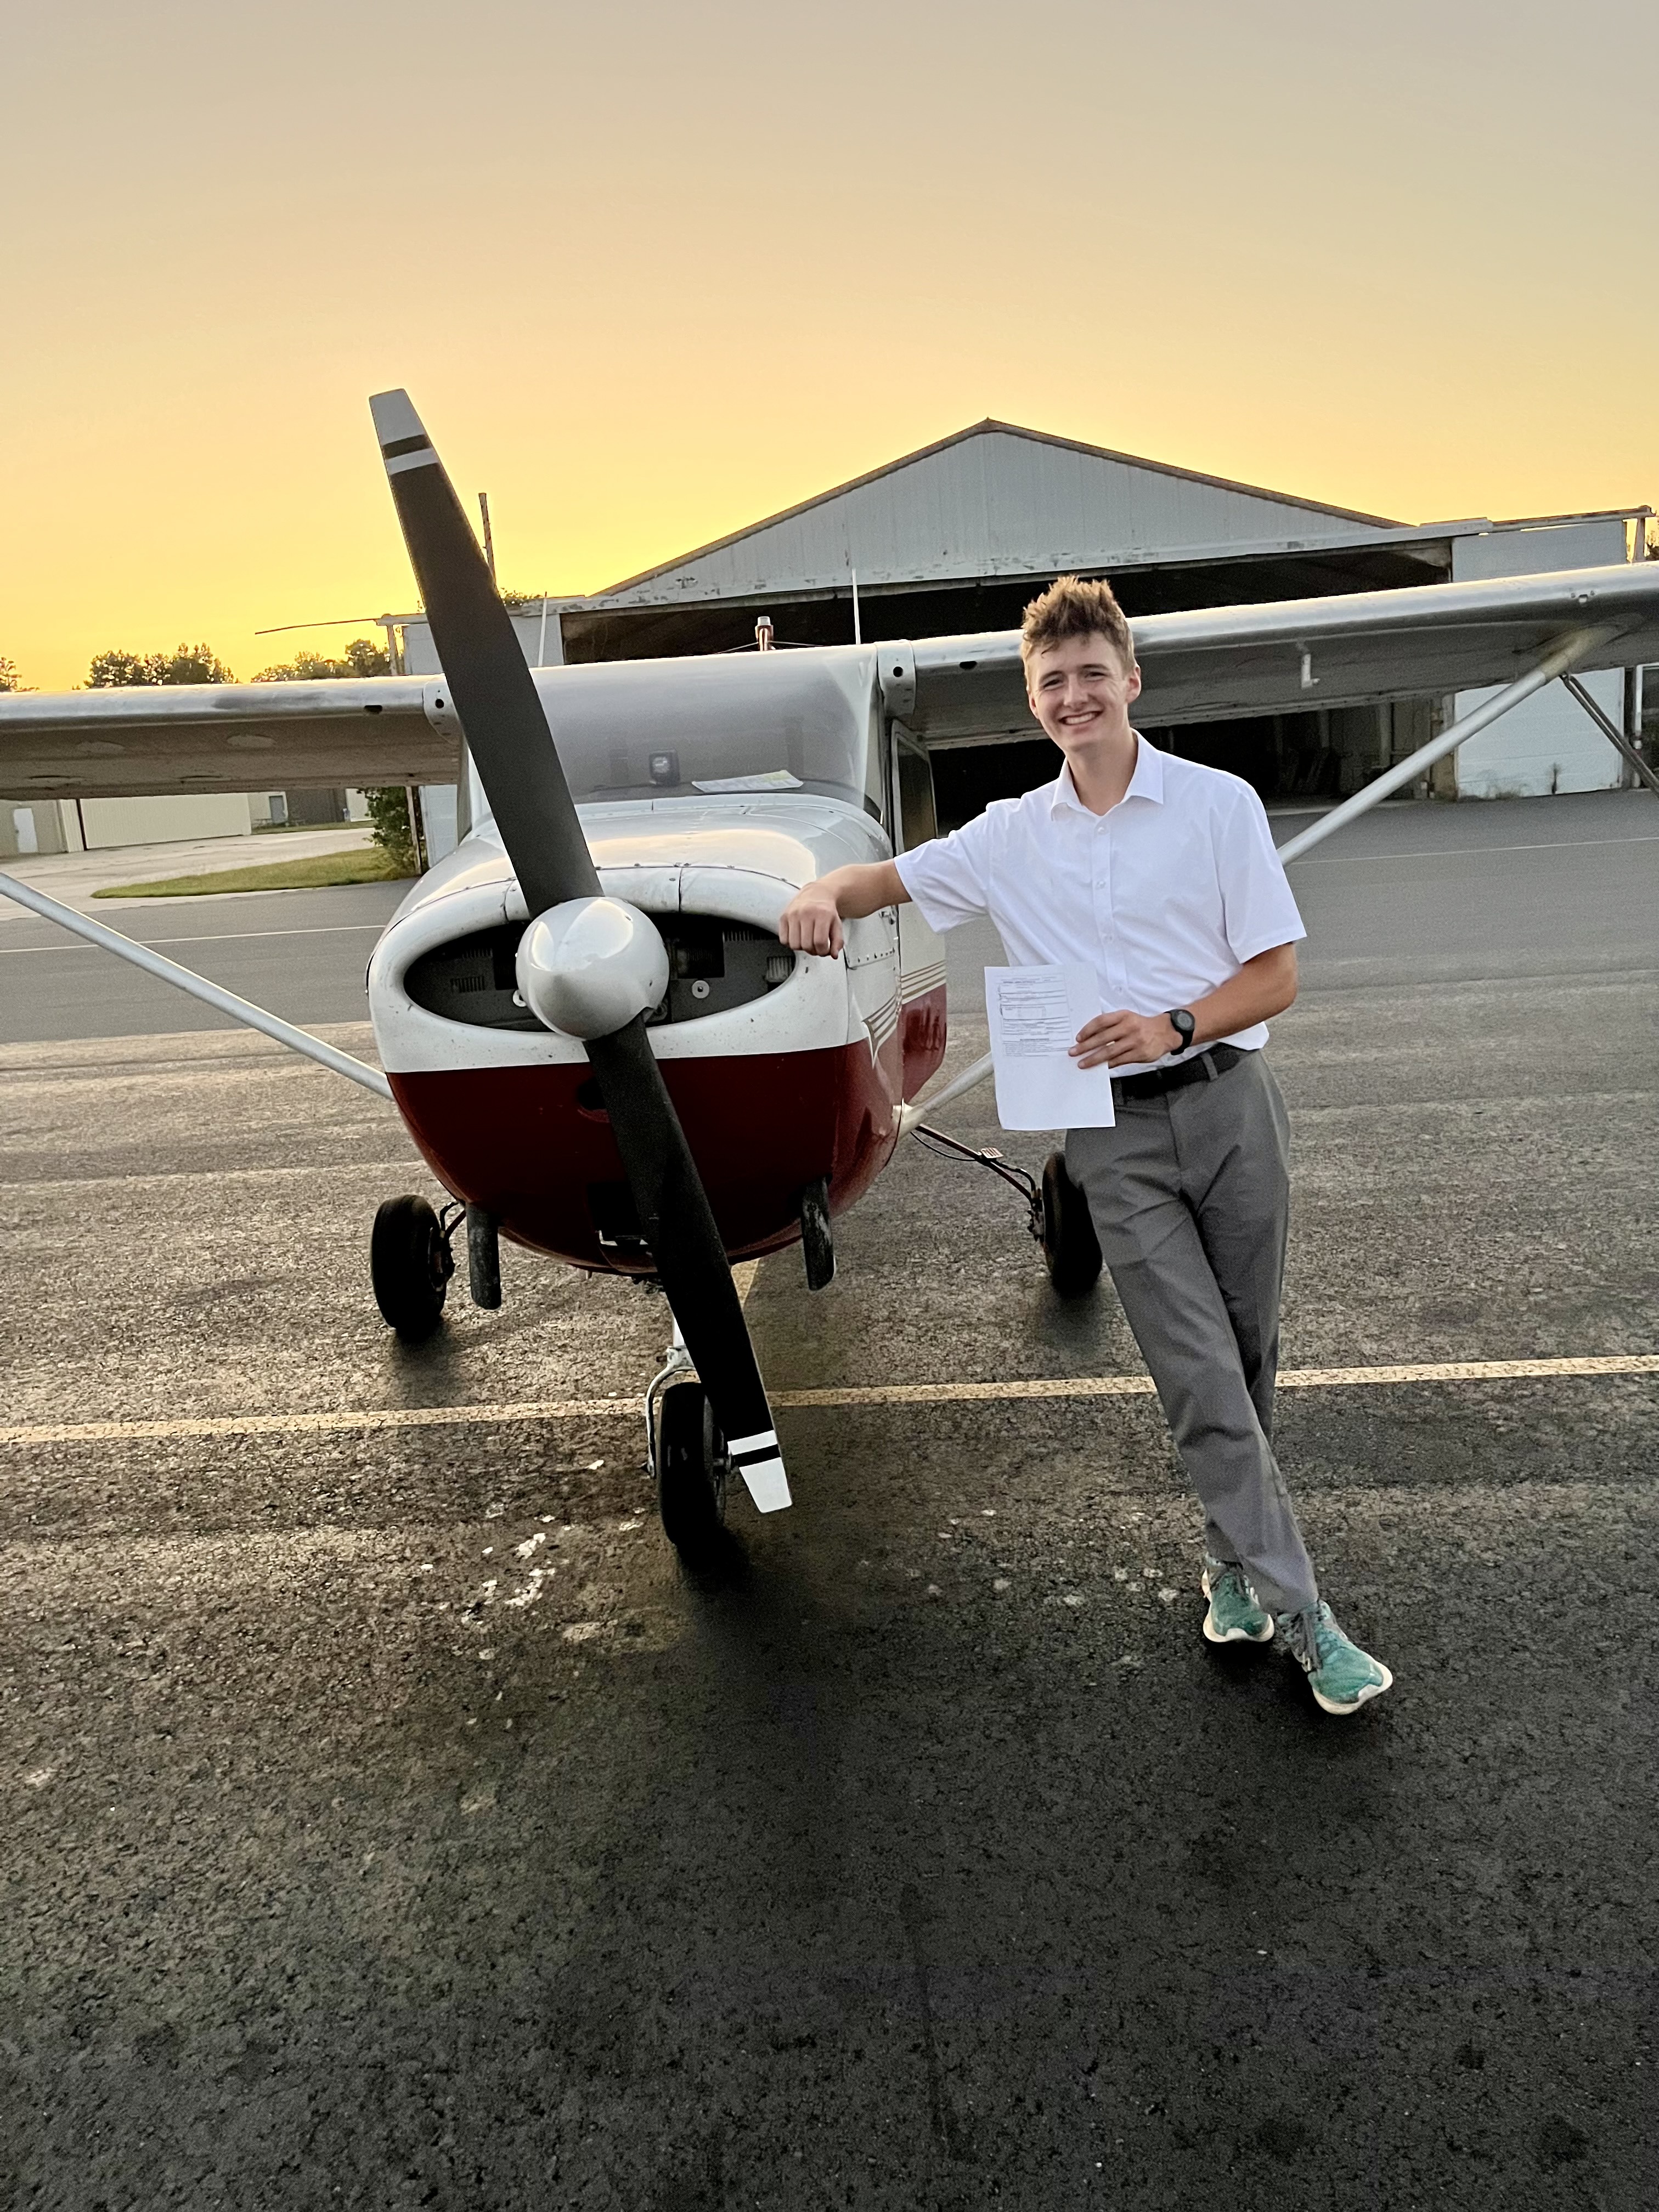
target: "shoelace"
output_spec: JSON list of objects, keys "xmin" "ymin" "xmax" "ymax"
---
[
  {"xmin": 1204, "ymin": 1556, "xmax": 1251, "ymax": 1609},
  {"xmin": 1280, "ymin": 1601, "xmax": 1331, "ymax": 1673}
]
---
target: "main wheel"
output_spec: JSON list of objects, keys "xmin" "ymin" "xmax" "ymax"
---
[
  {"xmin": 1041, "ymin": 1151, "xmax": 1103, "ymax": 1297},
  {"xmin": 370, "ymin": 1194, "xmax": 452, "ymax": 1340},
  {"xmin": 654, "ymin": 1379, "xmax": 729, "ymax": 1565}
]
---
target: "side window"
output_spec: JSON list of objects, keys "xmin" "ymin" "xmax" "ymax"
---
[{"xmin": 893, "ymin": 733, "xmax": 938, "ymax": 851}]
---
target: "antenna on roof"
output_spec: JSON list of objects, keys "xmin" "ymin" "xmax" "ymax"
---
[
  {"xmin": 755, "ymin": 614, "xmax": 774, "ymax": 652},
  {"xmin": 851, "ymin": 567, "xmax": 861, "ymax": 645}
]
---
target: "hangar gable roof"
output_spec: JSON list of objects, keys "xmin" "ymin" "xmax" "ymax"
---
[{"xmin": 594, "ymin": 420, "xmax": 1404, "ymax": 608}]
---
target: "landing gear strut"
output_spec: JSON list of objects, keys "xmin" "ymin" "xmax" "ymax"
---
[
  {"xmin": 798, "ymin": 1176, "xmax": 834, "ymax": 1290},
  {"xmin": 910, "ymin": 1124, "xmax": 1101, "ymax": 1297},
  {"xmin": 466, "ymin": 1204, "xmax": 502, "ymax": 1309},
  {"xmin": 646, "ymin": 1314, "xmax": 730, "ymax": 1566},
  {"xmin": 370, "ymin": 1193, "xmax": 459, "ymax": 1340}
]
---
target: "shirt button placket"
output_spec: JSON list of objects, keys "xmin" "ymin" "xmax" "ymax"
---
[{"xmin": 1094, "ymin": 822, "xmax": 1121, "ymax": 1001}]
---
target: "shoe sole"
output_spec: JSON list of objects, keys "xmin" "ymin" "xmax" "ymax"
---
[
  {"xmin": 1310, "ymin": 1662, "xmax": 1394, "ymax": 1716},
  {"xmin": 1200, "ymin": 1574, "xmax": 1275, "ymax": 1645},
  {"xmin": 1203, "ymin": 1611, "xmax": 1276, "ymax": 1645}
]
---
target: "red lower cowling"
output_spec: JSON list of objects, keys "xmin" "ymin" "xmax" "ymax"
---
[
  {"xmin": 390, "ymin": 1035, "xmax": 906, "ymax": 1271},
  {"xmin": 901, "ymin": 984, "xmax": 947, "ymax": 1101}
]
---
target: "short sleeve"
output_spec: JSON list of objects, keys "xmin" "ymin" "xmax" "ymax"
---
[
  {"xmin": 1215, "ymin": 784, "xmax": 1306, "ymax": 963},
  {"xmin": 893, "ymin": 814, "xmax": 996, "ymax": 933}
]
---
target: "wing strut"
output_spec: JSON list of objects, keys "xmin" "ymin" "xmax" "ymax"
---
[
  {"xmin": 0, "ymin": 870, "xmax": 394, "ymax": 1101},
  {"xmin": 1274, "ymin": 625, "xmax": 1613, "ymax": 862},
  {"xmin": 897, "ymin": 623, "xmax": 1616, "ymax": 1134},
  {"xmin": 1558, "ymin": 672, "xmax": 1659, "ymax": 798}
]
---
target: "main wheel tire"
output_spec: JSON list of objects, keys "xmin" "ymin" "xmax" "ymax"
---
[
  {"xmin": 370, "ymin": 1194, "xmax": 451, "ymax": 1340},
  {"xmin": 1041, "ymin": 1151, "xmax": 1103, "ymax": 1297},
  {"xmin": 655, "ymin": 1379, "xmax": 729, "ymax": 1565}
]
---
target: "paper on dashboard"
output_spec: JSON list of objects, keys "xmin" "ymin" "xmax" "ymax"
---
[{"xmin": 984, "ymin": 964, "xmax": 1115, "ymax": 1131}]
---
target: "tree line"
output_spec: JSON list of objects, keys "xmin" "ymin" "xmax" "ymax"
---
[{"xmin": 0, "ymin": 636, "xmax": 393, "ymax": 688}]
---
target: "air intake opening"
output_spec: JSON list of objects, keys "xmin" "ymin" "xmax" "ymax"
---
[{"xmin": 405, "ymin": 916, "xmax": 798, "ymax": 1031}]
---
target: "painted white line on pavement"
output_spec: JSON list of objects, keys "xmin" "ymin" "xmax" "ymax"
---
[{"xmin": 2, "ymin": 1354, "xmax": 1654, "ymax": 1448}]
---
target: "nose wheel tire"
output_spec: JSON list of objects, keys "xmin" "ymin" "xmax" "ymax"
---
[
  {"xmin": 370, "ymin": 1194, "xmax": 454, "ymax": 1340},
  {"xmin": 1041, "ymin": 1151, "xmax": 1103, "ymax": 1297},
  {"xmin": 654, "ymin": 1379, "xmax": 729, "ymax": 1565}
]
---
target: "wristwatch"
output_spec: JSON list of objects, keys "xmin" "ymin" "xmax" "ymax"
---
[{"xmin": 1165, "ymin": 1008, "xmax": 1195, "ymax": 1056}]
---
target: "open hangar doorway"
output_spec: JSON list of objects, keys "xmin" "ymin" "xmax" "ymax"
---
[
  {"xmin": 560, "ymin": 532, "xmax": 1451, "ymax": 670},
  {"xmin": 929, "ymin": 697, "xmax": 1441, "ymax": 831}
]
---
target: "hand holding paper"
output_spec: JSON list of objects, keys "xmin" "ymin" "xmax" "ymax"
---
[
  {"xmin": 1069, "ymin": 1006, "xmax": 1182, "ymax": 1070},
  {"xmin": 984, "ymin": 965, "xmax": 1116, "ymax": 1131}
]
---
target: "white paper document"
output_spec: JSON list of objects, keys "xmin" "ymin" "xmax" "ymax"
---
[{"xmin": 984, "ymin": 964, "xmax": 1116, "ymax": 1132}]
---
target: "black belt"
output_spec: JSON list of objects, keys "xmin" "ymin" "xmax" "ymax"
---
[{"xmin": 1111, "ymin": 1042, "xmax": 1246, "ymax": 1106}]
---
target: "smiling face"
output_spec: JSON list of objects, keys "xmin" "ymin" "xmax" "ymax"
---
[{"xmin": 1025, "ymin": 630, "xmax": 1143, "ymax": 763}]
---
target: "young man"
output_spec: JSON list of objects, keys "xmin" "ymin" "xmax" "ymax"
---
[{"xmin": 777, "ymin": 574, "xmax": 1391, "ymax": 1716}]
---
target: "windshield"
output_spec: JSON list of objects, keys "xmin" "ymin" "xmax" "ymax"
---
[{"xmin": 532, "ymin": 647, "xmax": 884, "ymax": 816}]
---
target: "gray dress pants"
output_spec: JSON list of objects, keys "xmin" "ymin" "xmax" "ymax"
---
[{"xmin": 1065, "ymin": 1049, "xmax": 1319, "ymax": 1616}]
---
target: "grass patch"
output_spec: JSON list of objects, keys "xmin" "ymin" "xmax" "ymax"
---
[{"xmin": 93, "ymin": 847, "xmax": 414, "ymax": 899}]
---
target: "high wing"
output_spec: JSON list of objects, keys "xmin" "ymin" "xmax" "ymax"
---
[
  {"xmin": 4, "ymin": 560, "xmax": 1658, "ymax": 804},
  {"xmin": 0, "ymin": 676, "xmax": 457, "ymax": 800},
  {"xmin": 893, "ymin": 562, "xmax": 1659, "ymax": 743}
]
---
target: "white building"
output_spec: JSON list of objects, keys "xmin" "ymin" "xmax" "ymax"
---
[{"xmin": 0, "ymin": 785, "xmax": 370, "ymax": 862}]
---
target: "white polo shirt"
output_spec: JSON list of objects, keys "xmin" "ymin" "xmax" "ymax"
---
[{"xmin": 893, "ymin": 736, "xmax": 1306, "ymax": 1077}]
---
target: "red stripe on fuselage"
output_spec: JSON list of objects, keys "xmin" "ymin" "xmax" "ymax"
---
[{"xmin": 390, "ymin": 1036, "xmax": 904, "ymax": 1272}]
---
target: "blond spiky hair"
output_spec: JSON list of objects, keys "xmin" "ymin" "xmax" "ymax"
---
[{"xmin": 1020, "ymin": 574, "xmax": 1135, "ymax": 673}]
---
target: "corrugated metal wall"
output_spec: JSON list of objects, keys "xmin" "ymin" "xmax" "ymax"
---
[{"xmin": 602, "ymin": 429, "xmax": 1393, "ymax": 607}]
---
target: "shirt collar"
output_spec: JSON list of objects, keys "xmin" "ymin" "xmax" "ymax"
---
[{"xmin": 1048, "ymin": 732, "xmax": 1164, "ymax": 819}]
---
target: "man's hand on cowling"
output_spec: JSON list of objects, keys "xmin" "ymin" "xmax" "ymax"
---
[
  {"xmin": 778, "ymin": 884, "xmax": 845, "ymax": 958},
  {"xmin": 1070, "ymin": 1009, "xmax": 1182, "ymax": 1070}
]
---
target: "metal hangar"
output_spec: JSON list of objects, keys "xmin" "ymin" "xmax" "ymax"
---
[{"xmin": 393, "ymin": 419, "xmax": 1652, "ymax": 822}]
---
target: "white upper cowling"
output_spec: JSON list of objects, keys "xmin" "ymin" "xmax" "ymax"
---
[{"xmin": 514, "ymin": 897, "xmax": 670, "ymax": 1040}]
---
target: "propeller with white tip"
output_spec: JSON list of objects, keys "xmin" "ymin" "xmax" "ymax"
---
[{"xmin": 370, "ymin": 388, "xmax": 789, "ymax": 1511}]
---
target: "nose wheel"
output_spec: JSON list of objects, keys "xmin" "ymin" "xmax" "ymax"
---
[
  {"xmin": 646, "ymin": 1320, "xmax": 731, "ymax": 1565},
  {"xmin": 652, "ymin": 1380, "xmax": 730, "ymax": 1562}
]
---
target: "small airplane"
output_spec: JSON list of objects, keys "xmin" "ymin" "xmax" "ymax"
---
[{"xmin": 4, "ymin": 394, "xmax": 1657, "ymax": 1564}]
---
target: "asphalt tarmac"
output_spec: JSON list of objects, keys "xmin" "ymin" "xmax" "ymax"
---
[
  {"xmin": 0, "ymin": 880, "xmax": 404, "ymax": 1043},
  {"xmin": 2, "ymin": 790, "xmax": 1655, "ymax": 2208}
]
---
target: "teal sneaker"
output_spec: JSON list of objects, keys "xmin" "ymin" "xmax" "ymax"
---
[
  {"xmin": 1201, "ymin": 1557, "xmax": 1275, "ymax": 1645},
  {"xmin": 1279, "ymin": 1601, "xmax": 1393, "ymax": 1715}
]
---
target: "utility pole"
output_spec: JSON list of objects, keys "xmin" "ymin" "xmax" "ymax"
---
[
  {"xmin": 404, "ymin": 784, "xmax": 426, "ymax": 874},
  {"xmin": 477, "ymin": 493, "xmax": 497, "ymax": 586}
]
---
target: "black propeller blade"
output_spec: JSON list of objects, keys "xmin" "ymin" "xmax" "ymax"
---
[{"xmin": 369, "ymin": 388, "xmax": 787, "ymax": 1508}]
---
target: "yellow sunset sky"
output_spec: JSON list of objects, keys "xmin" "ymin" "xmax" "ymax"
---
[{"xmin": 3, "ymin": 0, "xmax": 1655, "ymax": 692}]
